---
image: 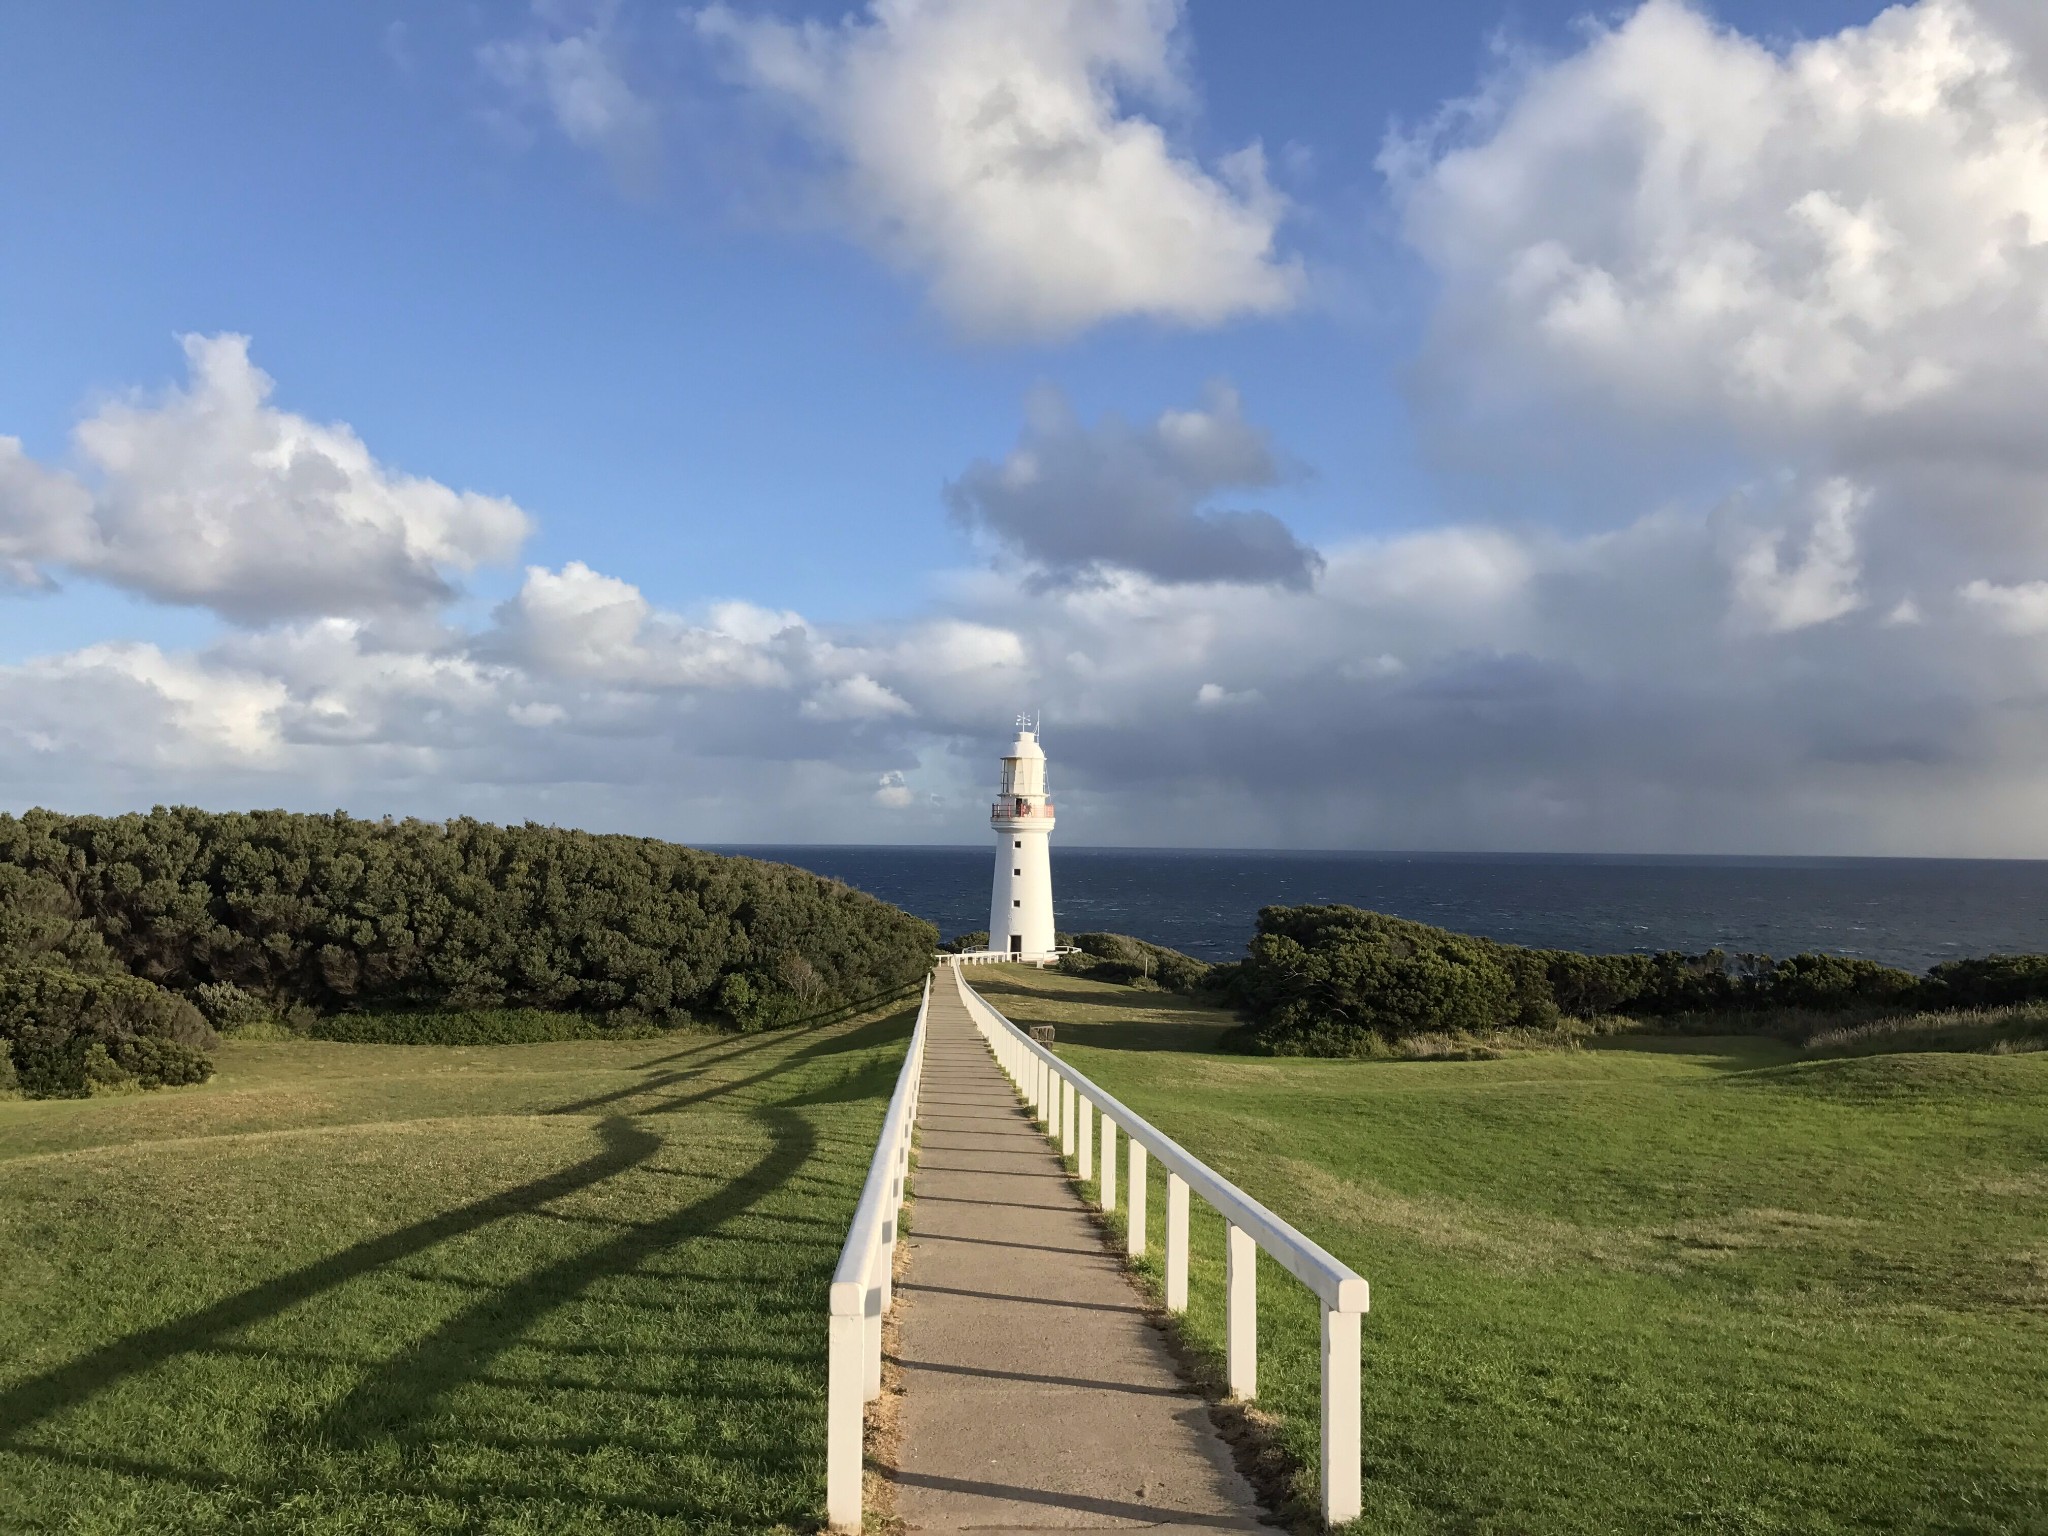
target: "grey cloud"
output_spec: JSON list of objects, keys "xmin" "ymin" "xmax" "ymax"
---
[{"xmin": 945, "ymin": 383, "xmax": 1322, "ymax": 590}]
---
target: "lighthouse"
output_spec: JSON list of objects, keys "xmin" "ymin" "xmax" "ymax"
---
[{"xmin": 988, "ymin": 719, "xmax": 1057, "ymax": 959}]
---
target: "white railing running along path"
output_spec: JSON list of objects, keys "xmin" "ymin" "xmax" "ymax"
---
[
  {"xmin": 825, "ymin": 973, "xmax": 930, "ymax": 1530},
  {"xmin": 948, "ymin": 962, "xmax": 1370, "ymax": 1527}
]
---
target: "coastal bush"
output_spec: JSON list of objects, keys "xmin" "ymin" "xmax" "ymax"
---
[
  {"xmin": 1061, "ymin": 932, "xmax": 1212, "ymax": 994},
  {"xmin": 1764, "ymin": 951, "xmax": 1922, "ymax": 1011},
  {"xmin": 942, "ymin": 931, "xmax": 990, "ymax": 954},
  {"xmin": 194, "ymin": 980, "xmax": 277, "ymax": 1034},
  {"xmin": 0, "ymin": 807, "xmax": 935, "ymax": 1032},
  {"xmin": 0, "ymin": 865, "xmax": 117, "ymax": 974},
  {"xmin": 308, "ymin": 1008, "xmax": 662, "ymax": 1045},
  {"xmin": 1225, "ymin": 904, "xmax": 1941, "ymax": 1055},
  {"xmin": 1924, "ymin": 954, "xmax": 2048, "ymax": 1009},
  {"xmin": 1227, "ymin": 906, "xmax": 1517, "ymax": 1054},
  {"xmin": 0, "ymin": 965, "xmax": 217, "ymax": 1097}
]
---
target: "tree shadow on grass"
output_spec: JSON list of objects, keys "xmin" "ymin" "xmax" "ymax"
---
[
  {"xmin": 0, "ymin": 1117, "xmax": 666, "ymax": 1442},
  {"xmin": 0, "ymin": 1001, "xmax": 920, "ymax": 1529},
  {"xmin": 5, "ymin": 1110, "xmax": 844, "ymax": 1529},
  {"xmin": 553, "ymin": 1000, "xmax": 916, "ymax": 1117},
  {"xmin": 312, "ymin": 1112, "xmax": 818, "ymax": 1470}
]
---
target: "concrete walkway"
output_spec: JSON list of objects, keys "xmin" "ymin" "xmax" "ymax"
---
[{"xmin": 891, "ymin": 974, "xmax": 1265, "ymax": 1532}]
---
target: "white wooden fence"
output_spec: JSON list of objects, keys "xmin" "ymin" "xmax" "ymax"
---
[
  {"xmin": 951, "ymin": 962, "xmax": 1371, "ymax": 1526},
  {"xmin": 824, "ymin": 973, "xmax": 930, "ymax": 1529}
]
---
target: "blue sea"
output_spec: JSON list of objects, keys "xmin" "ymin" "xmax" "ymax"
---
[{"xmin": 711, "ymin": 847, "xmax": 2048, "ymax": 974}]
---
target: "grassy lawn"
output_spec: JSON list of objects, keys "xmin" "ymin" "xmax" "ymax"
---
[
  {"xmin": 967, "ymin": 965, "xmax": 2048, "ymax": 1536},
  {"xmin": 0, "ymin": 1003, "xmax": 916, "ymax": 1535}
]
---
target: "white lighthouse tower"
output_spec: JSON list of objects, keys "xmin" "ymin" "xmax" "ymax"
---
[{"xmin": 988, "ymin": 718, "xmax": 1057, "ymax": 959}]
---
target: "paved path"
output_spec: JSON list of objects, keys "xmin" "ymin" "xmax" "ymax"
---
[{"xmin": 891, "ymin": 971, "xmax": 1265, "ymax": 1533}]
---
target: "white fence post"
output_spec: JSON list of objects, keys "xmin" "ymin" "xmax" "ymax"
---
[
  {"xmin": 1321, "ymin": 1305, "xmax": 1363, "ymax": 1525},
  {"xmin": 1077, "ymin": 1095, "xmax": 1093, "ymax": 1180},
  {"xmin": 1048, "ymin": 1065, "xmax": 1062, "ymax": 1142},
  {"xmin": 1226, "ymin": 1223, "xmax": 1256, "ymax": 1399},
  {"xmin": 1126, "ymin": 1140, "xmax": 1147, "ymax": 1258},
  {"xmin": 1100, "ymin": 1115, "xmax": 1117, "ymax": 1210},
  {"xmin": 1165, "ymin": 1173, "xmax": 1189, "ymax": 1312},
  {"xmin": 863, "ymin": 1252, "xmax": 884, "ymax": 1401},
  {"xmin": 826, "ymin": 1310, "xmax": 864, "ymax": 1527},
  {"xmin": 1061, "ymin": 1080, "xmax": 1076, "ymax": 1157}
]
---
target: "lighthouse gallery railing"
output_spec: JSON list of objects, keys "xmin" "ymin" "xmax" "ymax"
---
[{"xmin": 948, "ymin": 962, "xmax": 1370, "ymax": 1526}]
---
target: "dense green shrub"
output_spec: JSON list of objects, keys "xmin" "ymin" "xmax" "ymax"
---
[
  {"xmin": 308, "ymin": 1009, "xmax": 661, "ymax": 1045},
  {"xmin": 0, "ymin": 865, "xmax": 117, "ymax": 974},
  {"xmin": 1061, "ymin": 932, "xmax": 1212, "ymax": 994},
  {"xmin": 0, "ymin": 808, "xmax": 935, "ymax": 1031},
  {"xmin": 0, "ymin": 965, "xmax": 217, "ymax": 1098},
  {"xmin": 194, "ymin": 980, "xmax": 276, "ymax": 1034},
  {"xmin": 1225, "ymin": 904, "xmax": 1933, "ymax": 1055},
  {"xmin": 1923, "ymin": 954, "xmax": 2048, "ymax": 1009},
  {"xmin": 1765, "ymin": 952, "xmax": 1921, "ymax": 1012},
  {"xmin": 942, "ymin": 931, "xmax": 989, "ymax": 954},
  {"xmin": 1226, "ymin": 907, "xmax": 1517, "ymax": 1054}
]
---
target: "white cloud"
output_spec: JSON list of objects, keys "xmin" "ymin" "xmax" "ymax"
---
[
  {"xmin": 1728, "ymin": 478, "xmax": 1867, "ymax": 634},
  {"xmin": 1194, "ymin": 681, "xmax": 1257, "ymax": 708},
  {"xmin": 0, "ymin": 437, "xmax": 93, "ymax": 589},
  {"xmin": 0, "ymin": 335, "xmax": 531, "ymax": 624},
  {"xmin": 495, "ymin": 562, "xmax": 792, "ymax": 689},
  {"xmin": 803, "ymin": 673, "xmax": 915, "ymax": 720},
  {"xmin": 946, "ymin": 383, "xmax": 1319, "ymax": 588},
  {"xmin": 873, "ymin": 769, "xmax": 916, "ymax": 808},
  {"xmin": 0, "ymin": 643, "xmax": 287, "ymax": 769},
  {"xmin": 694, "ymin": 0, "xmax": 1299, "ymax": 338},
  {"xmin": 1961, "ymin": 577, "xmax": 2048, "ymax": 633},
  {"xmin": 1392, "ymin": 0, "xmax": 2048, "ymax": 433},
  {"xmin": 481, "ymin": 1, "xmax": 661, "ymax": 194}
]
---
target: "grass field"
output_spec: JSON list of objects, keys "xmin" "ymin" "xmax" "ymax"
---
[
  {"xmin": 967, "ymin": 965, "xmax": 2048, "ymax": 1536},
  {"xmin": 0, "ymin": 1002, "xmax": 916, "ymax": 1535}
]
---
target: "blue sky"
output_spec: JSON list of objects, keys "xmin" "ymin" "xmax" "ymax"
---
[{"xmin": 4, "ymin": 1, "xmax": 2048, "ymax": 852}]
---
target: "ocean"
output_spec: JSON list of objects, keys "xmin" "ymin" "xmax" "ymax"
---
[{"xmin": 710, "ymin": 846, "xmax": 2048, "ymax": 974}]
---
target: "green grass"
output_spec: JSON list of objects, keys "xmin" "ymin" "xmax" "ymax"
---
[
  {"xmin": 0, "ymin": 1004, "xmax": 916, "ymax": 1534},
  {"xmin": 970, "ymin": 965, "xmax": 2048, "ymax": 1535}
]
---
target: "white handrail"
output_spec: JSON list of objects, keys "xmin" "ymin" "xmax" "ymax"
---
[
  {"xmin": 826, "ymin": 972, "xmax": 931, "ymax": 1530},
  {"xmin": 948, "ymin": 962, "xmax": 1368, "ymax": 1526}
]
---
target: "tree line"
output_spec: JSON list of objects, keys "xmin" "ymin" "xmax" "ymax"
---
[
  {"xmin": 0, "ymin": 808, "xmax": 936, "ymax": 1096},
  {"xmin": 1214, "ymin": 903, "xmax": 2048, "ymax": 1054}
]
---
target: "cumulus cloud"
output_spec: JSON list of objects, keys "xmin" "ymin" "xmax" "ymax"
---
[
  {"xmin": 491, "ymin": 562, "xmax": 793, "ymax": 689},
  {"xmin": 1391, "ymin": 0, "xmax": 2048, "ymax": 436},
  {"xmin": 0, "ymin": 643, "xmax": 287, "ymax": 769},
  {"xmin": 0, "ymin": 334, "xmax": 531, "ymax": 624},
  {"xmin": 693, "ymin": 0, "xmax": 1298, "ymax": 338},
  {"xmin": 481, "ymin": 0, "xmax": 662, "ymax": 194},
  {"xmin": 873, "ymin": 769, "xmax": 917, "ymax": 807},
  {"xmin": 946, "ymin": 383, "xmax": 1320, "ymax": 589},
  {"xmin": 1727, "ymin": 478, "xmax": 1867, "ymax": 634},
  {"xmin": 803, "ymin": 674, "xmax": 916, "ymax": 721},
  {"xmin": 1961, "ymin": 578, "xmax": 2048, "ymax": 634}
]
